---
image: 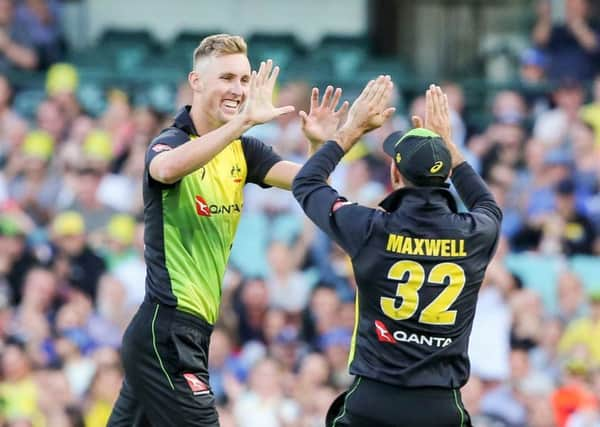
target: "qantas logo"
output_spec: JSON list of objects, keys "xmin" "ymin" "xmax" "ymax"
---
[
  {"xmin": 374, "ymin": 320, "xmax": 452, "ymax": 347},
  {"xmin": 194, "ymin": 195, "xmax": 242, "ymax": 217},
  {"xmin": 195, "ymin": 196, "xmax": 211, "ymax": 216},
  {"xmin": 183, "ymin": 373, "xmax": 210, "ymax": 395},
  {"xmin": 152, "ymin": 143, "xmax": 172, "ymax": 153},
  {"xmin": 375, "ymin": 320, "xmax": 396, "ymax": 343}
]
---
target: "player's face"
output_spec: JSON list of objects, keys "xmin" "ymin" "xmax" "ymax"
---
[{"xmin": 194, "ymin": 53, "xmax": 251, "ymax": 125}]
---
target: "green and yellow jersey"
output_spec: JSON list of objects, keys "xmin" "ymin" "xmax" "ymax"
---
[{"xmin": 143, "ymin": 106, "xmax": 281, "ymax": 324}]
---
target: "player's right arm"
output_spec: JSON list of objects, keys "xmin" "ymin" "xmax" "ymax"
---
[
  {"xmin": 150, "ymin": 60, "xmax": 294, "ymax": 184},
  {"xmin": 425, "ymin": 85, "xmax": 502, "ymax": 229}
]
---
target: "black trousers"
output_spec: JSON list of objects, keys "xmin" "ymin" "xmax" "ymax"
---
[
  {"xmin": 326, "ymin": 377, "xmax": 472, "ymax": 427},
  {"xmin": 108, "ymin": 301, "xmax": 219, "ymax": 427}
]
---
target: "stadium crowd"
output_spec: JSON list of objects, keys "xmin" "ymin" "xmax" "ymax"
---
[{"xmin": 0, "ymin": 0, "xmax": 600, "ymax": 426}]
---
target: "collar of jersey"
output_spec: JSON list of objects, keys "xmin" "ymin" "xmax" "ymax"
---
[
  {"xmin": 378, "ymin": 187, "xmax": 458, "ymax": 213},
  {"xmin": 173, "ymin": 105, "xmax": 200, "ymax": 136}
]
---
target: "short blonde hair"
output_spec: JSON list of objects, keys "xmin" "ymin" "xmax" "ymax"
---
[{"xmin": 193, "ymin": 34, "xmax": 247, "ymax": 69}]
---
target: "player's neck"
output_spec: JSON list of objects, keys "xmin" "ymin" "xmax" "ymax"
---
[{"xmin": 189, "ymin": 103, "xmax": 220, "ymax": 136}]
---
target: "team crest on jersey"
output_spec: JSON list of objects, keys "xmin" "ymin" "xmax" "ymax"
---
[{"xmin": 230, "ymin": 164, "xmax": 242, "ymax": 183}]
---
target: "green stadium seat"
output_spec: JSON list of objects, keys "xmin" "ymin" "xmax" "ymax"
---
[
  {"xmin": 354, "ymin": 56, "xmax": 413, "ymax": 88},
  {"xmin": 504, "ymin": 253, "xmax": 562, "ymax": 314},
  {"xmin": 77, "ymin": 82, "xmax": 106, "ymax": 117},
  {"xmin": 13, "ymin": 88, "xmax": 46, "ymax": 120},
  {"xmin": 569, "ymin": 256, "xmax": 600, "ymax": 294},
  {"xmin": 133, "ymin": 82, "xmax": 176, "ymax": 114},
  {"xmin": 284, "ymin": 55, "xmax": 334, "ymax": 84},
  {"xmin": 171, "ymin": 30, "xmax": 224, "ymax": 52},
  {"xmin": 314, "ymin": 34, "xmax": 370, "ymax": 80},
  {"xmin": 98, "ymin": 28, "xmax": 158, "ymax": 49},
  {"xmin": 247, "ymin": 32, "xmax": 305, "ymax": 70}
]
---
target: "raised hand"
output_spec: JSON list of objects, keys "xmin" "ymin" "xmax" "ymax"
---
[
  {"xmin": 300, "ymin": 85, "xmax": 349, "ymax": 146},
  {"xmin": 345, "ymin": 75, "xmax": 396, "ymax": 133},
  {"xmin": 425, "ymin": 84, "xmax": 452, "ymax": 142},
  {"xmin": 425, "ymin": 84, "xmax": 464, "ymax": 168},
  {"xmin": 241, "ymin": 59, "xmax": 295, "ymax": 125}
]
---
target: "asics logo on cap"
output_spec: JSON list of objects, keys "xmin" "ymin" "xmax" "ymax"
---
[{"xmin": 430, "ymin": 161, "xmax": 444, "ymax": 173}]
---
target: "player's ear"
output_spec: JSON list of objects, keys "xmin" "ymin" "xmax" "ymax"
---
[
  {"xmin": 390, "ymin": 163, "xmax": 402, "ymax": 189},
  {"xmin": 188, "ymin": 70, "xmax": 203, "ymax": 92}
]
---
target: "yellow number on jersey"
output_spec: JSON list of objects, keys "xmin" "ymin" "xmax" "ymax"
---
[
  {"xmin": 419, "ymin": 262, "xmax": 466, "ymax": 325},
  {"xmin": 380, "ymin": 261, "xmax": 466, "ymax": 326}
]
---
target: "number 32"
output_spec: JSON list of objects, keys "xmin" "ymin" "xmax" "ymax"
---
[{"xmin": 380, "ymin": 260, "xmax": 466, "ymax": 325}]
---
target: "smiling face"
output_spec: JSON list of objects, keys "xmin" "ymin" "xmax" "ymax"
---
[{"xmin": 191, "ymin": 53, "xmax": 251, "ymax": 127}]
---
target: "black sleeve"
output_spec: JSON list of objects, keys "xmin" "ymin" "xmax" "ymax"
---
[
  {"xmin": 241, "ymin": 135, "xmax": 283, "ymax": 188},
  {"xmin": 144, "ymin": 128, "xmax": 190, "ymax": 187},
  {"xmin": 292, "ymin": 141, "xmax": 376, "ymax": 258},
  {"xmin": 451, "ymin": 161, "xmax": 503, "ymax": 238}
]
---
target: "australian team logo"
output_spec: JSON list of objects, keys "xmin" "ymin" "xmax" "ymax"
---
[
  {"xmin": 230, "ymin": 164, "xmax": 242, "ymax": 183},
  {"xmin": 194, "ymin": 195, "xmax": 242, "ymax": 217}
]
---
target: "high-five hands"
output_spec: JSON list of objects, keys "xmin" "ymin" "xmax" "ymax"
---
[
  {"xmin": 300, "ymin": 85, "xmax": 349, "ymax": 148},
  {"xmin": 418, "ymin": 84, "xmax": 464, "ymax": 169},
  {"xmin": 241, "ymin": 59, "xmax": 295, "ymax": 126},
  {"xmin": 335, "ymin": 75, "xmax": 396, "ymax": 151}
]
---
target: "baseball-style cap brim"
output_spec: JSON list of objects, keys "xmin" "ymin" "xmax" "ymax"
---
[{"xmin": 383, "ymin": 130, "xmax": 405, "ymax": 157}]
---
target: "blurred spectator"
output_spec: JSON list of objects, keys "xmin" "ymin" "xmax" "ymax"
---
[
  {"xmin": 547, "ymin": 178, "xmax": 599, "ymax": 255},
  {"xmin": 0, "ymin": 339, "xmax": 43, "ymax": 426},
  {"xmin": 441, "ymin": 81, "xmax": 467, "ymax": 147},
  {"xmin": 530, "ymin": 316, "xmax": 564, "ymax": 384},
  {"xmin": 15, "ymin": 0, "xmax": 63, "ymax": 69},
  {"xmin": 108, "ymin": 219, "xmax": 145, "ymax": 309},
  {"xmin": 532, "ymin": 0, "xmax": 600, "ymax": 81},
  {"xmin": 49, "ymin": 211, "xmax": 106, "ymax": 300},
  {"xmin": 35, "ymin": 99, "xmax": 67, "ymax": 143},
  {"xmin": 469, "ymin": 261, "xmax": 512, "ymax": 382},
  {"xmin": 520, "ymin": 48, "xmax": 548, "ymax": 85},
  {"xmin": 232, "ymin": 358, "xmax": 300, "ymax": 427},
  {"xmin": 8, "ymin": 130, "xmax": 62, "ymax": 225},
  {"xmin": 45, "ymin": 63, "xmax": 82, "ymax": 126},
  {"xmin": 552, "ymin": 360, "xmax": 597, "ymax": 427},
  {"xmin": 557, "ymin": 270, "xmax": 588, "ymax": 323},
  {"xmin": 0, "ymin": 215, "xmax": 37, "ymax": 305},
  {"xmin": 0, "ymin": 0, "xmax": 37, "ymax": 72},
  {"xmin": 266, "ymin": 237, "xmax": 312, "ymax": 313},
  {"xmin": 581, "ymin": 74, "xmax": 600, "ymax": 145},
  {"xmin": 534, "ymin": 78, "xmax": 585, "ymax": 148},
  {"xmin": 234, "ymin": 277, "xmax": 269, "ymax": 344},
  {"xmin": 318, "ymin": 327, "xmax": 353, "ymax": 389},
  {"xmin": 0, "ymin": 74, "xmax": 27, "ymax": 165},
  {"xmin": 560, "ymin": 292, "xmax": 600, "ymax": 364},
  {"xmin": 84, "ymin": 360, "xmax": 122, "ymax": 427},
  {"xmin": 64, "ymin": 132, "xmax": 118, "ymax": 235}
]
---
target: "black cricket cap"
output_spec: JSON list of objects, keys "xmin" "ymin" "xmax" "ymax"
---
[{"xmin": 383, "ymin": 128, "xmax": 452, "ymax": 187}]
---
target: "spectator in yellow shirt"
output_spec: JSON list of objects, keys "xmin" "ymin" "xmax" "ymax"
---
[{"xmin": 559, "ymin": 291, "xmax": 600, "ymax": 364}]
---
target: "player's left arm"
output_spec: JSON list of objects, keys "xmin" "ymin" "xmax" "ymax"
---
[{"xmin": 293, "ymin": 76, "xmax": 396, "ymax": 256}]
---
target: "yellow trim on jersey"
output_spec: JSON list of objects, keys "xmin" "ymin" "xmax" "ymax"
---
[{"xmin": 348, "ymin": 292, "xmax": 360, "ymax": 366}]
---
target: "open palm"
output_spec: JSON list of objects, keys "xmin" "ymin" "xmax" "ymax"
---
[
  {"xmin": 300, "ymin": 86, "xmax": 349, "ymax": 145},
  {"xmin": 242, "ymin": 59, "xmax": 294, "ymax": 125}
]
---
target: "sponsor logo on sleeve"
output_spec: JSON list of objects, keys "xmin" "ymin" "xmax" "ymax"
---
[{"xmin": 152, "ymin": 144, "xmax": 173, "ymax": 153}]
